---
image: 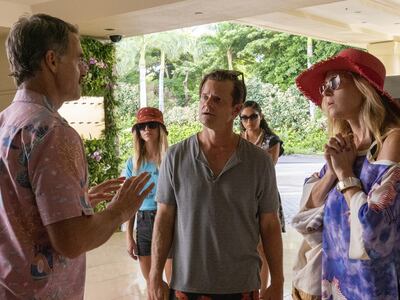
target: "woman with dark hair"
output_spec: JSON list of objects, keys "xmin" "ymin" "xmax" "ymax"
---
[
  {"xmin": 293, "ymin": 48, "xmax": 400, "ymax": 299},
  {"xmin": 240, "ymin": 100, "xmax": 285, "ymax": 295},
  {"xmin": 123, "ymin": 107, "xmax": 172, "ymax": 288},
  {"xmin": 240, "ymin": 101, "xmax": 283, "ymax": 165}
]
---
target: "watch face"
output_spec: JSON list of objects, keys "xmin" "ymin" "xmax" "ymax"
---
[{"xmin": 336, "ymin": 181, "xmax": 345, "ymax": 192}]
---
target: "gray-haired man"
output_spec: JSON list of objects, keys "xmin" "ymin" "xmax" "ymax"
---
[{"xmin": 0, "ymin": 14, "xmax": 152, "ymax": 299}]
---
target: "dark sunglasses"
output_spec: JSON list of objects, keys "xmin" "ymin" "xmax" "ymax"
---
[
  {"xmin": 319, "ymin": 74, "xmax": 342, "ymax": 95},
  {"xmin": 137, "ymin": 122, "xmax": 159, "ymax": 131},
  {"xmin": 240, "ymin": 113, "xmax": 259, "ymax": 121}
]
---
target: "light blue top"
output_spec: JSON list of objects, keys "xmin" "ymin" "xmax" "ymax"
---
[{"xmin": 122, "ymin": 157, "xmax": 158, "ymax": 211}]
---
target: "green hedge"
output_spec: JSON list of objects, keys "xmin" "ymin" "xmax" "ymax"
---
[
  {"xmin": 167, "ymin": 122, "xmax": 203, "ymax": 146},
  {"xmin": 80, "ymin": 38, "xmax": 120, "ymax": 191},
  {"xmin": 279, "ymin": 126, "xmax": 327, "ymax": 154}
]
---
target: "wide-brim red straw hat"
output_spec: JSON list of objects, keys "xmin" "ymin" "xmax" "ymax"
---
[
  {"xmin": 296, "ymin": 48, "xmax": 396, "ymax": 107},
  {"xmin": 132, "ymin": 107, "xmax": 168, "ymax": 134}
]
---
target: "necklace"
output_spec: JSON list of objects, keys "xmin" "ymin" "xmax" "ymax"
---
[{"xmin": 244, "ymin": 130, "xmax": 264, "ymax": 146}]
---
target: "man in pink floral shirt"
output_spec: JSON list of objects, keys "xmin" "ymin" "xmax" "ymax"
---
[{"xmin": 0, "ymin": 14, "xmax": 153, "ymax": 299}]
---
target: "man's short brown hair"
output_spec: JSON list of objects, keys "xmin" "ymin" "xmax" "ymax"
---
[
  {"xmin": 6, "ymin": 14, "xmax": 78, "ymax": 86},
  {"xmin": 199, "ymin": 70, "xmax": 247, "ymax": 105}
]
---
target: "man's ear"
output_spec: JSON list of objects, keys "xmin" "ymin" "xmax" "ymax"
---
[
  {"xmin": 233, "ymin": 103, "xmax": 242, "ymax": 117},
  {"xmin": 43, "ymin": 50, "xmax": 59, "ymax": 74}
]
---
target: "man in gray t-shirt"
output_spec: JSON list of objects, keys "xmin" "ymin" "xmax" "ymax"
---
[{"xmin": 148, "ymin": 70, "xmax": 283, "ymax": 300}]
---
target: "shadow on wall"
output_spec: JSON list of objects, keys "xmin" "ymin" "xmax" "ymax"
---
[{"xmin": 384, "ymin": 75, "xmax": 400, "ymax": 101}]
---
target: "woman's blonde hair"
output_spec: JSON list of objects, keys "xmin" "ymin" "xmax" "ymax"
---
[
  {"xmin": 323, "ymin": 73, "xmax": 400, "ymax": 154},
  {"xmin": 132, "ymin": 125, "xmax": 168, "ymax": 172}
]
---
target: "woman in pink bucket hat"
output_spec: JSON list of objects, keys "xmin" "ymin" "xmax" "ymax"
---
[
  {"xmin": 122, "ymin": 107, "xmax": 172, "ymax": 289},
  {"xmin": 292, "ymin": 48, "xmax": 400, "ymax": 300}
]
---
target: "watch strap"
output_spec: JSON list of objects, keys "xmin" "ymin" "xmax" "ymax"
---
[{"xmin": 336, "ymin": 177, "xmax": 362, "ymax": 193}]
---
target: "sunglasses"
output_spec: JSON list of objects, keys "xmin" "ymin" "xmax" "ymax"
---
[
  {"xmin": 137, "ymin": 122, "xmax": 159, "ymax": 131},
  {"xmin": 240, "ymin": 113, "xmax": 259, "ymax": 121},
  {"xmin": 319, "ymin": 74, "xmax": 342, "ymax": 95}
]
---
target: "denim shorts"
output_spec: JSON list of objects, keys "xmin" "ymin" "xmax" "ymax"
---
[{"xmin": 136, "ymin": 210, "xmax": 157, "ymax": 256}]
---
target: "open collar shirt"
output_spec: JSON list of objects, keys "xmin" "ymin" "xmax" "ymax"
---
[{"xmin": 0, "ymin": 89, "xmax": 93, "ymax": 299}]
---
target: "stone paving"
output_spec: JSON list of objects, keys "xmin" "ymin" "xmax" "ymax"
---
[
  {"xmin": 277, "ymin": 154, "xmax": 325, "ymax": 226},
  {"xmin": 277, "ymin": 154, "xmax": 324, "ymax": 299}
]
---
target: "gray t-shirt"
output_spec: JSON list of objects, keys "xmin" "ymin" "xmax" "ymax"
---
[{"xmin": 156, "ymin": 134, "xmax": 279, "ymax": 294}]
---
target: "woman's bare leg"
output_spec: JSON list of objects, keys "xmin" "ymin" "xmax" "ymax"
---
[
  {"xmin": 138, "ymin": 255, "xmax": 152, "ymax": 282},
  {"xmin": 258, "ymin": 241, "xmax": 269, "ymax": 292},
  {"xmin": 164, "ymin": 258, "xmax": 173, "ymax": 285}
]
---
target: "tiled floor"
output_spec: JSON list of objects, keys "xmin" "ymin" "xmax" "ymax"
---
[{"xmin": 85, "ymin": 154, "xmax": 324, "ymax": 300}]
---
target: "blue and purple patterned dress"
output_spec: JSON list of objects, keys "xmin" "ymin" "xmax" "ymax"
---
[{"xmin": 319, "ymin": 148, "xmax": 400, "ymax": 299}]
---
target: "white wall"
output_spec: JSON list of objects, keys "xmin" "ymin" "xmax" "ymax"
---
[
  {"xmin": 59, "ymin": 97, "xmax": 105, "ymax": 139},
  {"xmin": 0, "ymin": 32, "xmax": 16, "ymax": 111},
  {"xmin": 0, "ymin": 32, "xmax": 104, "ymax": 138}
]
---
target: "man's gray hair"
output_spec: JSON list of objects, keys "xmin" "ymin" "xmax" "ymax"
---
[{"xmin": 6, "ymin": 14, "xmax": 78, "ymax": 86}]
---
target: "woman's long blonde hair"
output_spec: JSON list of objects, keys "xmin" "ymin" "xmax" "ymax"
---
[
  {"xmin": 132, "ymin": 125, "xmax": 168, "ymax": 173},
  {"xmin": 323, "ymin": 73, "xmax": 400, "ymax": 154}
]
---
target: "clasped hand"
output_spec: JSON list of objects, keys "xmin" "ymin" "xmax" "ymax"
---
[{"xmin": 324, "ymin": 133, "xmax": 357, "ymax": 179}]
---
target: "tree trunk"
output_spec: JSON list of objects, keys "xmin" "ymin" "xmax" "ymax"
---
[
  {"xmin": 139, "ymin": 38, "xmax": 147, "ymax": 108},
  {"xmin": 159, "ymin": 50, "xmax": 165, "ymax": 112},
  {"xmin": 227, "ymin": 48, "xmax": 233, "ymax": 70},
  {"xmin": 165, "ymin": 64, "xmax": 170, "ymax": 79},
  {"xmin": 307, "ymin": 37, "xmax": 315, "ymax": 120},
  {"xmin": 183, "ymin": 69, "xmax": 190, "ymax": 105}
]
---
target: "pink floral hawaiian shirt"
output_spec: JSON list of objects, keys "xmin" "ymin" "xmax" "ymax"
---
[{"xmin": 0, "ymin": 89, "xmax": 94, "ymax": 299}]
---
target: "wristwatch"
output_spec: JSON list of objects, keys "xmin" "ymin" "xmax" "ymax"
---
[{"xmin": 336, "ymin": 177, "xmax": 362, "ymax": 193}]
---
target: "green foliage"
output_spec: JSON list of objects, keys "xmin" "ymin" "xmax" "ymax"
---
[
  {"xmin": 279, "ymin": 123, "xmax": 328, "ymax": 154},
  {"xmin": 239, "ymin": 32, "xmax": 347, "ymax": 90},
  {"xmin": 113, "ymin": 82, "xmax": 140, "ymax": 170},
  {"xmin": 84, "ymin": 139, "xmax": 119, "ymax": 185},
  {"xmin": 163, "ymin": 103, "xmax": 201, "ymax": 146},
  {"xmin": 312, "ymin": 40, "xmax": 348, "ymax": 64},
  {"xmin": 196, "ymin": 23, "xmax": 259, "ymax": 71},
  {"xmin": 245, "ymin": 77, "xmax": 328, "ymax": 153},
  {"xmin": 246, "ymin": 78, "xmax": 310, "ymax": 131},
  {"xmin": 239, "ymin": 33, "xmax": 307, "ymax": 89},
  {"xmin": 83, "ymin": 138, "xmax": 121, "ymax": 212},
  {"xmin": 113, "ymin": 22, "xmax": 350, "ymax": 154},
  {"xmin": 80, "ymin": 38, "xmax": 120, "ymax": 191},
  {"xmin": 163, "ymin": 103, "xmax": 199, "ymax": 124},
  {"xmin": 81, "ymin": 38, "xmax": 116, "ymax": 96},
  {"xmin": 167, "ymin": 122, "xmax": 203, "ymax": 145}
]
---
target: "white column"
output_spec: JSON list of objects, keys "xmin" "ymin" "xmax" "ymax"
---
[
  {"xmin": 367, "ymin": 41, "xmax": 400, "ymax": 76},
  {"xmin": 307, "ymin": 37, "xmax": 316, "ymax": 120}
]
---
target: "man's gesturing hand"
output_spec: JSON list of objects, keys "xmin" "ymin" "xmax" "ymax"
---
[{"xmin": 107, "ymin": 172, "xmax": 154, "ymax": 223}]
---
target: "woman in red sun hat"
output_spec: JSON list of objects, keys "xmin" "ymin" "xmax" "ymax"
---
[
  {"xmin": 123, "ymin": 107, "xmax": 172, "ymax": 289},
  {"xmin": 293, "ymin": 48, "xmax": 400, "ymax": 300}
]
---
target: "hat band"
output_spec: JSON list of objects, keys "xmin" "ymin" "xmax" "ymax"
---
[{"xmin": 354, "ymin": 63, "xmax": 384, "ymax": 89}]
